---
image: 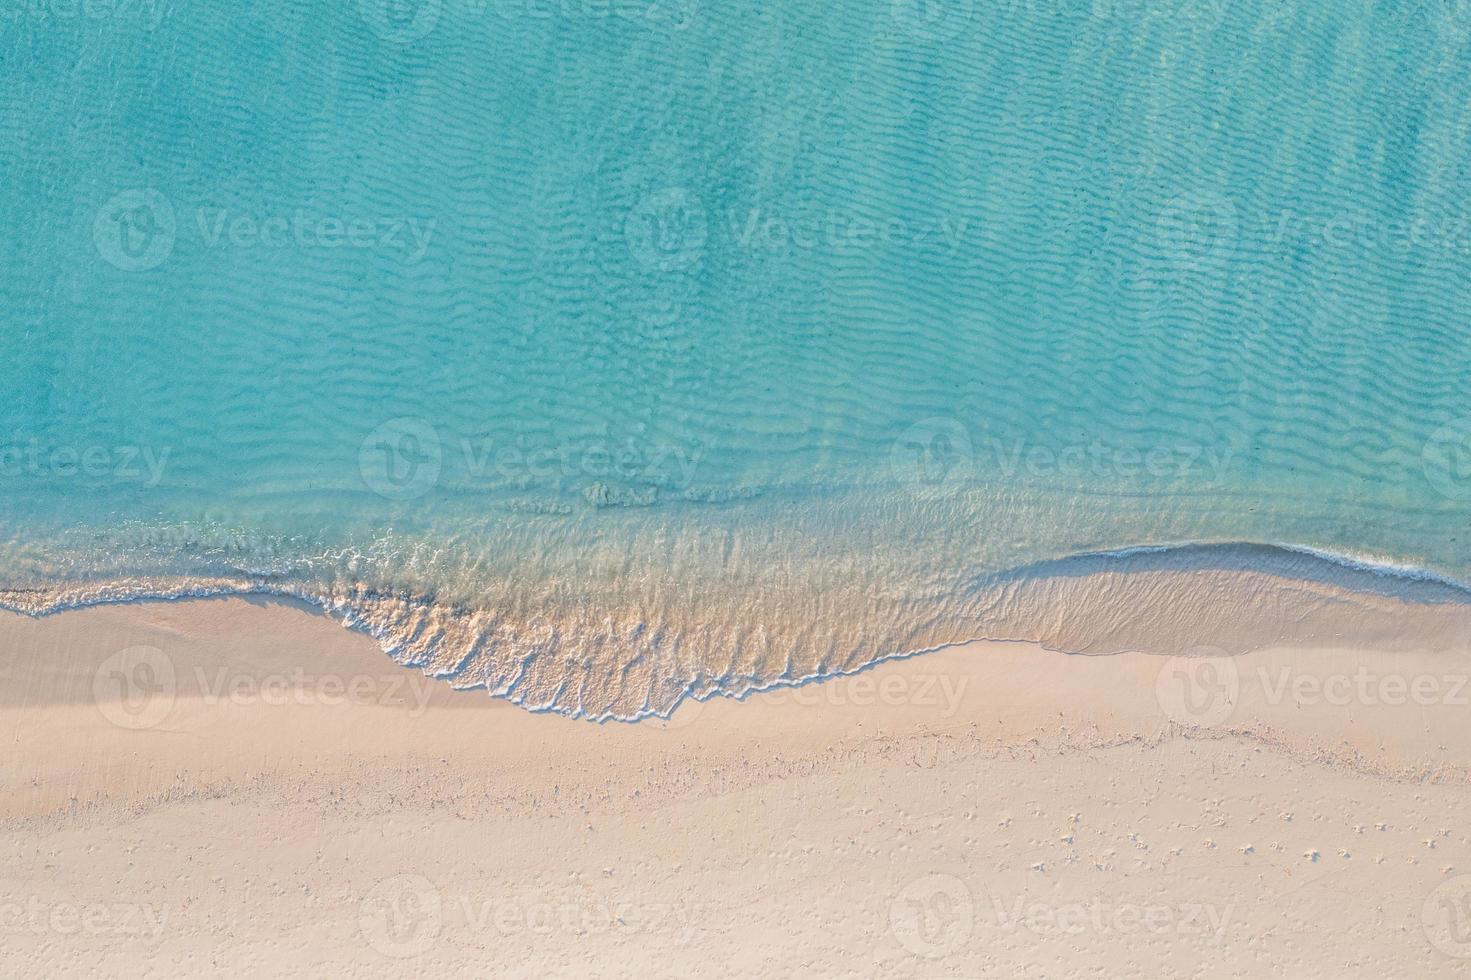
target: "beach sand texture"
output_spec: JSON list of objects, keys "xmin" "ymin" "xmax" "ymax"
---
[{"xmin": 5, "ymin": 595, "xmax": 1471, "ymax": 978}]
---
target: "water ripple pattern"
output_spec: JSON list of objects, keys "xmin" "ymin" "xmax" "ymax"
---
[{"xmin": 3, "ymin": 0, "xmax": 1471, "ymax": 717}]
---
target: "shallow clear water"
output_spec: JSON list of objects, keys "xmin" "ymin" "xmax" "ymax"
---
[{"xmin": 4, "ymin": 0, "xmax": 1471, "ymax": 716}]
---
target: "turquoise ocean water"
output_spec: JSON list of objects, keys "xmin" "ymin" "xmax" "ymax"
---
[{"xmin": 4, "ymin": 0, "xmax": 1471, "ymax": 716}]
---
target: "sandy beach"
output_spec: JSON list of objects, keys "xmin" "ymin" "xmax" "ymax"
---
[
  {"xmin": 12, "ymin": 0, "xmax": 1471, "ymax": 976},
  {"xmin": 3, "ymin": 596, "xmax": 1471, "ymax": 977}
]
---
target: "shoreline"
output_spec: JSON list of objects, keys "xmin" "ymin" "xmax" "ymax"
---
[{"xmin": 7, "ymin": 537, "xmax": 1471, "ymax": 725}]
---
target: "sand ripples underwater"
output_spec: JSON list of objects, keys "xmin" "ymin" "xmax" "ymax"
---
[{"xmin": 4, "ymin": 0, "xmax": 1471, "ymax": 716}]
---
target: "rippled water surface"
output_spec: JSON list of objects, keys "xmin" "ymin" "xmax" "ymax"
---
[{"xmin": 4, "ymin": 0, "xmax": 1471, "ymax": 716}]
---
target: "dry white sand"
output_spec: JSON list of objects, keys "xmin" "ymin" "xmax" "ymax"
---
[{"xmin": 4, "ymin": 596, "xmax": 1471, "ymax": 977}]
